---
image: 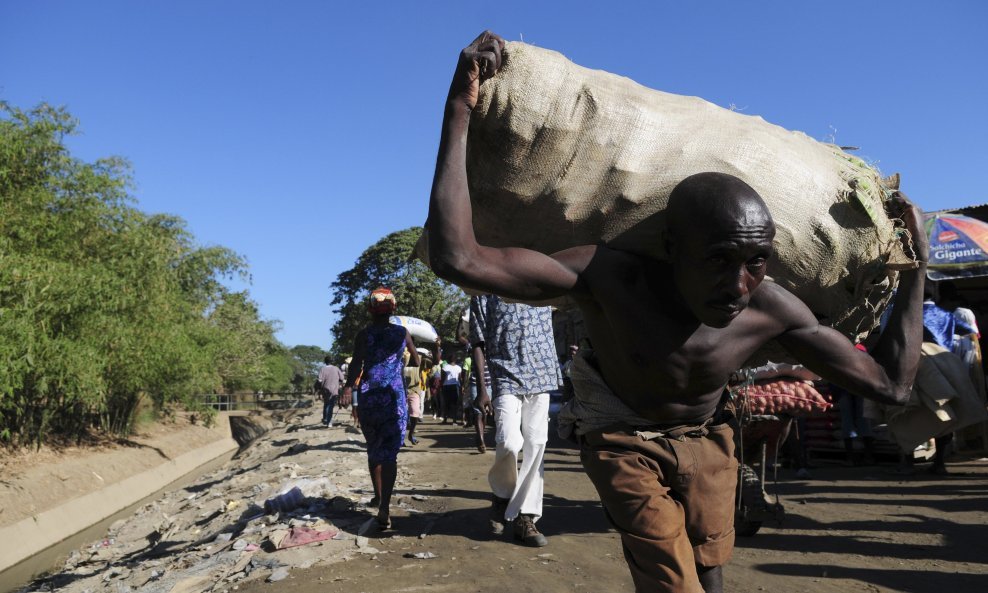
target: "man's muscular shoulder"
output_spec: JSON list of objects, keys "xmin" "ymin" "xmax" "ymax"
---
[
  {"xmin": 569, "ymin": 246, "xmax": 641, "ymax": 292},
  {"xmin": 581, "ymin": 245, "xmax": 647, "ymax": 277},
  {"xmin": 750, "ymin": 280, "xmax": 820, "ymax": 334}
]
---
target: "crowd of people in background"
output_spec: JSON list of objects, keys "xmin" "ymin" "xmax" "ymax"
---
[{"xmin": 311, "ymin": 284, "xmax": 570, "ymax": 547}]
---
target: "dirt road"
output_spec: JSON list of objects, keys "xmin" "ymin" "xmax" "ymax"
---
[{"xmin": 237, "ymin": 418, "xmax": 988, "ymax": 593}]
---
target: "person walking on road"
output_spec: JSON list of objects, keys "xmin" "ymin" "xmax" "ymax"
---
[
  {"xmin": 470, "ymin": 294, "xmax": 561, "ymax": 547},
  {"xmin": 316, "ymin": 356, "xmax": 345, "ymax": 427},
  {"xmin": 341, "ymin": 287, "xmax": 420, "ymax": 529},
  {"xmin": 440, "ymin": 354, "xmax": 463, "ymax": 424},
  {"xmin": 403, "ymin": 351, "xmax": 424, "ymax": 445}
]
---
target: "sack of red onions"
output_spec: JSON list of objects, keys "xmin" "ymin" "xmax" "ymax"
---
[{"xmin": 742, "ymin": 378, "xmax": 832, "ymax": 416}]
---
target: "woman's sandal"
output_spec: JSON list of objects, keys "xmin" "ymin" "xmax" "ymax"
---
[{"xmin": 377, "ymin": 514, "xmax": 392, "ymax": 530}]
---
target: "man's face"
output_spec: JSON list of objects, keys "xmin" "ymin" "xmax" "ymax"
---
[{"xmin": 669, "ymin": 208, "xmax": 775, "ymax": 328}]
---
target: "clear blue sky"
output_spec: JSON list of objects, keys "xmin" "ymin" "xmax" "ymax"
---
[{"xmin": 3, "ymin": 1, "xmax": 986, "ymax": 349}]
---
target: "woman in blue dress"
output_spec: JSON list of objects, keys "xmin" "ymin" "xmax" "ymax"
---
[{"xmin": 341, "ymin": 287, "xmax": 420, "ymax": 529}]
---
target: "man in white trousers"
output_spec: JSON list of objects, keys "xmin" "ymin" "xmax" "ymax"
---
[{"xmin": 470, "ymin": 294, "xmax": 562, "ymax": 547}]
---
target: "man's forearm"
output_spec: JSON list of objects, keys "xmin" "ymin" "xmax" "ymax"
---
[
  {"xmin": 428, "ymin": 102, "xmax": 477, "ymax": 280},
  {"xmin": 472, "ymin": 345, "xmax": 490, "ymax": 401},
  {"xmin": 872, "ymin": 263, "xmax": 927, "ymax": 401}
]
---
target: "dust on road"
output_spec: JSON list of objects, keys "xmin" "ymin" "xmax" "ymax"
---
[
  {"xmin": 237, "ymin": 416, "xmax": 988, "ymax": 593},
  {"xmin": 18, "ymin": 407, "xmax": 988, "ymax": 593}
]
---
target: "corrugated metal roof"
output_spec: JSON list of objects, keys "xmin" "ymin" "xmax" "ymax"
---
[
  {"xmin": 957, "ymin": 202, "xmax": 988, "ymax": 211},
  {"xmin": 928, "ymin": 202, "xmax": 988, "ymax": 216}
]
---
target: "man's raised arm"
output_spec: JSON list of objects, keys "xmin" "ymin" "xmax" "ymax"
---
[
  {"xmin": 427, "ymin": 31, "xmax": 592, "ymax": 301},
  {"xmin": 865, "ymin": 197, "xmax": 929, "ymax": 402},
  {"xmin": 776, "ymin": 195, "xmax": 929, "ymax": 405}
]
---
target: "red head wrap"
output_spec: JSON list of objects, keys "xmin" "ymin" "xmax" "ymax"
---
[{"xmin": 368, "ymin": 287, "xmax": 397, "ymax": 315}]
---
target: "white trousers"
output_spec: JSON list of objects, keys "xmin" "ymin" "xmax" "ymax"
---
[{"xmin": 489, "ymin": 392, "xmax": 549, "ymax": 522}]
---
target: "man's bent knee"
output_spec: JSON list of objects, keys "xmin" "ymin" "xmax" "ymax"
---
[{"xmin": 498, "ymin": 434, "xmax": 524, "ymax": 456}]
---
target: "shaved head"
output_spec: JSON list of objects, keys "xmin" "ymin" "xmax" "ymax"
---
[{"xmin": 667, "ymin": 172, "xmax": 775, "ymax": 240}]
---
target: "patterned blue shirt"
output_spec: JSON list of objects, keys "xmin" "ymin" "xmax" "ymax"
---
[{"xmin": 469, "ymin": 295, "xmax": 562, "ymax": 398}]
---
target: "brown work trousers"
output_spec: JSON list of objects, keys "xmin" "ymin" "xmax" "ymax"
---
[{"xmin": 580, "ymin": 420, "xmax": 738, "ymax": 593}]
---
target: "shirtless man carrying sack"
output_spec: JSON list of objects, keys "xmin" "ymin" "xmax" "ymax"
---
[{"xmin": 427, "ymin": 31, "xmax": 928, "ymax": 593}]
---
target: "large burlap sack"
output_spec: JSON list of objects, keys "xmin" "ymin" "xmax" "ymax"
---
[{"xmin": 420, "ymin": 41, "xmax": 915, "ymax": 339}]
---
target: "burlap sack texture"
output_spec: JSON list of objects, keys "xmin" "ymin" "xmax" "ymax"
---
[{"xmin": 419, "ymin": 41, "xmax": 915, "ymax": 342}]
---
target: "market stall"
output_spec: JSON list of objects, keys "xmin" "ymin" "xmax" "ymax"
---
[{"xmin": 924, "ymin": 208, "xmax": 988, "ymax": 452}]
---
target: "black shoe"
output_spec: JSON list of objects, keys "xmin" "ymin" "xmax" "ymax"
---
[
  {"xmin": 513, "ymin": 514, "xmax": 548, "ymax": 547},
  {"xmin": 489, "ymin": 496, "xmax": 509, "ymax": 536}
]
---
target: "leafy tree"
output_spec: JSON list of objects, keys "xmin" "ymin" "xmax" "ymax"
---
[
  {"xmin": 203, "ymin": 291, "xmax": 283, "ymax": 393},
  {"xmin": 289, "ymin": 345, "xmax": 329, "ymax": 392},
  {"xmin": 257, "ymin": 344, "xmax": 295, "ymax": 394},
  {"xmin": 329, "ymin": 227, "xmax": 466, "ymax": 357},
  {"xmin": 0, "ymin": 101, "xmax": 279, "ymax": 446}
]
